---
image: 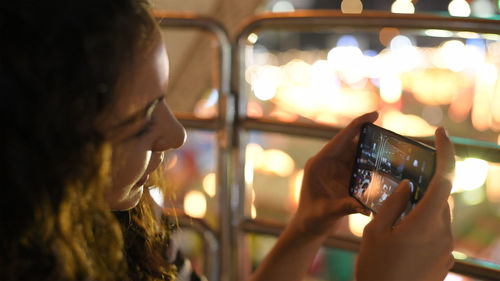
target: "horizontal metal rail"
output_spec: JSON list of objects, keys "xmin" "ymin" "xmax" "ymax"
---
[
  {"xmin": 236, "ymin": 10, "xmax": 500, "ymax": 37},
  {"xmin": 234, "ymin": 10, "xmax": 500, "ymax": 281},
  {"xmin": 176, "ymin": 114, "xmax": 500, "ymax": 164},
  {"xmin": 240, "ymin": 117, "xmax": 500, "ymax": 163},
  {"xmin": 242, "ymin": 218, "xmax": 500, "ymax": 281}
]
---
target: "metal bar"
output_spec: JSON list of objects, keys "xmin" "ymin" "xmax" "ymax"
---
[
  {"xmin": 239, "ymin": 117, "xmax": 500, "ymax": 163},
  {"xmin": 176, "ymin": 115, "xmax": 220, "ymax": 131},
  {"xmin": 242, "ymin": 219, "xmax": 500, "ymax": 281},
  {"xmin": 235, "ymin": 10, "xmax": 500, "ymax": 120},
  {"xmin": 176, "ymin": 114, "xmax": 500, "ymax": 163},
  {"xmin": 242, "ymin": 219, "xmax": 361, "ymax": 252},
  {"xmin": 172, "ymin": 215, "xmax": 220, "ymax": 281},
  {"xmin": 233, "ymin": 10, "xmax": 500, "ymax": 281},
  {"xmin": 154, "ymin": 12, "xmax": 233, "ymax": 281},
  {"xmin": 153, "ymin": 11, "xmax": 231, "ymax": 98},
  {"xmin": 237, "ymin": 10, "xmax": 500, "ymax": 38}
]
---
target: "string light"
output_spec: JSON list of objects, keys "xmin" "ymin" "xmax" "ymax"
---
[
  {"xmin": 471, "ymin": 0, "xmax": 496, "ymax": 18},
  {"xmin": 391, "ymin": 0, "xmax": 415, "ymax": 14},
  {"xmin": 452, "ymin": 158, "xmax": 488, "ymax": 193},
  {"xmin": 341, "ymin": 0, "xmax": 363, "ymax": 14},
  {"xmin": 202, "ymin": 173, "xmax": 216, "ymax": 198},
  {"xmin": 448, "ymin": 0, "xmax": 471, "ymax": 17},
  {"xmin": 184, "ymin": 191, "xmax": 207, "ymax": 218},
  {"xmin": 272, "ymin": 1, "xmax": 295, "ymax": 13}
]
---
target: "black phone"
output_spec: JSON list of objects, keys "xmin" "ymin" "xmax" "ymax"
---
[{"xmin": 349, "ymin": 123, "xmax": 436, "ymax": 216}]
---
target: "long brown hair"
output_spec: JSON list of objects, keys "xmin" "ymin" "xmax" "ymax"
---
[{"xmin": 0, "ymin": 1, "xmax": 175, "ymax": 280}]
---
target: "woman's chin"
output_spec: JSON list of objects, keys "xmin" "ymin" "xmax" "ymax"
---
[{"xmin": 109, "ymin": 185, "xmax": 144, "ymax": 211}]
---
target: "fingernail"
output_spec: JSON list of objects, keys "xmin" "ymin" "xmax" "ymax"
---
[
  {"xmin": 407, "ymin": 180, "xmax": 414, "ymax": 193},
  {"xmin": 441, "ymin": 127, "xmax": 449, "ymax": 138},
  {"xmin": 399, "ymin": 179, "xmax": 413, "ymax": 193}
]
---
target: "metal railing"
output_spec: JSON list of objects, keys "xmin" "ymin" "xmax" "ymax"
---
[
  {"xmin": 234, "ymin": 11, "xmax": 500, "ymax": 281},
  {"xmin": 157, "ymin": 10, "xmax": 500, "ymax": 281},
  {"xmin": 155, "ymin": 12, "xmax": 233, "ymax": 281}
]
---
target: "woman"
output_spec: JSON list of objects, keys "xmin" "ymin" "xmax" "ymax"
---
[
  {"xmin": 0, "ymin": 0, "xmax": 456, "ymax": 280},
  {"xmin": 1, "ymin": 1, "xmax": 182, "ymax": 280}
]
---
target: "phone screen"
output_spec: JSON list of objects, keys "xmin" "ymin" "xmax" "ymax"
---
[{"xmin": 349, "ymin": 123, "xmax": 436, "ymax": 216}]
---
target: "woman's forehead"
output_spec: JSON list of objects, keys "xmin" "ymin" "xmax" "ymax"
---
[{"xmin": 111, "ymin": 39, "xmax": 169, "ymax": 125}]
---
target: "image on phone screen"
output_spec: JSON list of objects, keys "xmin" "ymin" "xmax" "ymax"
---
[{"xmin": 349, "ymin": 123, "xmax": 436, "ymax": 216}]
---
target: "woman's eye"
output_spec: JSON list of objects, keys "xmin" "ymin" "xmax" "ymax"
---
[{"xmin": 134, "ymin": 120, "xmax": 154, "ymax": 138}]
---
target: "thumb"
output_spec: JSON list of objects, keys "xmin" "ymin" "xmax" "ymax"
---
[
  {"xmin": 371, "ymin": 180, "xmax": 413, "ymax": 231},
  {"xmin": 328, "ymin": 197, "xmax": 371, "ymax": 217}
]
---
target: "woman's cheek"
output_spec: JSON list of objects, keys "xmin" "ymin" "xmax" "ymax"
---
[{"xmin": 111, "ymin": 144, "xmax": 152, "ymax": 194}]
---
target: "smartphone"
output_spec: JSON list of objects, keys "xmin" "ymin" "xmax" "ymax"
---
[{"xmin": 349, "ymin": 123, "xmax": 436, "ymax": 216}]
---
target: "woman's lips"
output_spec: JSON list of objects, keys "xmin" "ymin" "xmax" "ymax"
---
[{"xmin": 134, "ymin": 174, "xmax": 150, "ymax": 188}]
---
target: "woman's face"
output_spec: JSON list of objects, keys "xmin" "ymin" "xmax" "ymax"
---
[{"xmin": 99, "ymin": 37, "xmax": 186, "ymax": 210}]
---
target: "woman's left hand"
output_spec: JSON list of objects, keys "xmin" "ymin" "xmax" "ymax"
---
[
  {"xmin": 291, "ymin": 111, "xmax": 378, "ymax": 238},
  {"xmin": 250, "ymin": 112, "xmax": 378, "ymax": 281}
]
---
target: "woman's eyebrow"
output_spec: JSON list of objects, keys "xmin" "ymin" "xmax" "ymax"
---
[{"xmin": 111, "ymin": 96, "xmax": 163, "ymax": 129}]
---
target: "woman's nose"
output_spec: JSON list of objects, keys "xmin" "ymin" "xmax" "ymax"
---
[{"xmin": 152, "ymin": 102, "xmax": 186, "ymax": 152}]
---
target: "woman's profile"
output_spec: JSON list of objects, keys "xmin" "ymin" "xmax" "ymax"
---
[{"xmin": 0, "ymin": 1, "xmax": 456, "ymax": 280}]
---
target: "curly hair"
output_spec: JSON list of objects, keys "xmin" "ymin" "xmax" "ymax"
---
[{"xmin": 0, "ymin": 1, "xmax": 175, "ymax": 280}]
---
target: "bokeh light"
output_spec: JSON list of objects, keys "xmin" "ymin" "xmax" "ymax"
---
[
  {"xmin": 184, "ymin": 190, "xmax": 207, "ymax": 218},
  {"xmin": 341, "ymin": 0, "xmax": 363, "ymax": 14},
  {"xmin": 391, "ymin": 0, "xmax": 415, "ymax": 14},
  {"xmin": 290, "ymin": 169, "xmax": 304, "ymax": 207},
  {"xmin": 448, "ymin": 0, "xmax": 471, "ymax": 17},
  {"xmin": 272, "ymin": 1, "xmax": 295, "ymax": 13},
  {"xmin": 203, "ymin": 172, "xmax": 216, "ymax": 198},
  {"xmin": 487, "ymin": 163, "xmax": 500, "ymax": 203},
  {"xmin": 149, "ymin": 186, "xmax": 165, "ymax": 207},
  {"xmin": 348, "ymin": 213, "xmax": 373, "ymax": 237},
  {"xmin": 452, "ymin": 158, "xmax": 489, "ymax": 193}
]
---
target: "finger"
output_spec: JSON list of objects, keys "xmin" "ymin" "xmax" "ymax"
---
[
  {"xmin": 442, "ymin": 201, "xmax": 452, "ymax": 225},
  {"xmin": 319, "ymin": 111, "xmax": 378, "ymax": 157},
  {"xmin": 448, "ymin": 253, "xmax": 455, "ymax": 271},
  {"xmin": 370, "ymin": 180, "xmax": 412, "ymax": 231},
  {"xmin": 442, "ymin": 202, "xmax": 454, "ymax": 247},
  {"xmin": 415, "ymin": 127, "xmax": 455, "ymax": 217},
  {"xmin": 428, "ymin": 253, "xmax": 455, "ymax": 281},
  {"xmin": 327, "ymin": 197, "xmax": 371, "ymax": 217}
]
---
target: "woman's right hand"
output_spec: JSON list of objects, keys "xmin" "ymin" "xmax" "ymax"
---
[{"xmin": 355, "ymin": 127, "xmax": 456, "ymax": 281}]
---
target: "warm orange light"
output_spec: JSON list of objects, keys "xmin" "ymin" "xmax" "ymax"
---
[
  {"xmin": 348, "ymin": 213, "xmax": 373, "ymax": 237},
  {"xmin": 270, "ymin": 107, "xmax": 299, "ymax": 122},
  {"xmin": 184, "ymin": 191, "xmax": 207, "ymax": 218},
  {"xmin": 491, "ymin": 77, "xmax": 500, "ymax": 124},
  {"xmin": 402, "ymin": 69, "xmax": 467, "ymax": 106},
  {"xmin": 247, "ymin": 101, "xmax": 264, "ymax": 118},
  {"xmin": 290, "ymin": 169, "xmax": 304, "ymax": 207},
  {"xmin": 203, "ymin": 173, "xmax": 216, "ymax": 198},
  {"xmin": 341, "ymin": 0, "xmax": 363, "ymax": 13},
  {"xmin": 283, "ymin": 59, "xmax": 311, "ymax": 86},
  {"xmin": 391, "ymin": 0, "xmax": 415, "ymax": 14},
  {"xmin": 262, "ymin": 149, "xmax": 295, "ymax": 177},
  {"xmin": 380, "ymin": 74, "xmax": 402, "ymax": 103},
  {"xmin": 381, "ymin": 110, "xmax": 436, "ymax": 137},
  {"xmin": 245, "ymin": 143, "xmax": 265, "ymax": 173},
  {"xmin": 379, "ymin": 27, "xmax": 400, "ymax": 47},
  {"xmin": 251, "ymin": 204, "xmax": 257, "ymax": 219},
  {"xmin": 487, "ymin": 163, "xmax": 500, "ymax": 203},
  {"xmin": 472, "ymin": 69, "xmax": 495, "ymax": 131},
  {"xmin": 448, "ymin": 0, "xmax": 471, "ymax": 17}
]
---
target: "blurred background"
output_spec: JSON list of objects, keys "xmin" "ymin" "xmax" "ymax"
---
[{"xmin": 146, "ymin": 1, "xmax": 500, "ymax": 280}]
